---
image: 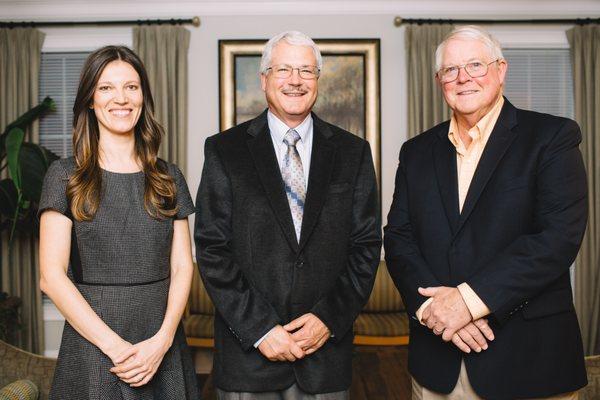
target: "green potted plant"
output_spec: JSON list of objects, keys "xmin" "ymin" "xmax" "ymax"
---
[
  {"xmin": 0, "ymin": 96, "xmax": 58, "ymax": 240},
  {"xmin": 0, "ymin": 96, "xmax": 57, "ymax": 344}
]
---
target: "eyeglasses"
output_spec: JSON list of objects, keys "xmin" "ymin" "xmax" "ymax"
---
[
  {"xmin": 436, "ymin": 59, "xmax": 501, "ymax": 83},
  {"xmin": 266, "ymin": 64, "xmax": 320, "ymax": 80}
]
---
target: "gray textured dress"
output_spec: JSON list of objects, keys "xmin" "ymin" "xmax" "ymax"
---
[{"xmin": 39, "ymin": 157, "xmax": 200, "ymax": 400}]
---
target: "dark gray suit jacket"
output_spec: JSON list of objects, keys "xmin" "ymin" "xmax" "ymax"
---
[{"xmin": 194, "ymin": 110, "xmax": 381, "ymax": 393}]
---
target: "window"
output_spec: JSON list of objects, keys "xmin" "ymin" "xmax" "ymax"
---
[
  {"xmin": 502, "ymin": 47, "xmax": 576, "ymax": 291},
  {"xmin": 38, "ymin": 52, "xmax": 89, "ymax": 158},
  {"xmin": 503, "ymin": 48, "xmax": 574, "ymax": 119}
]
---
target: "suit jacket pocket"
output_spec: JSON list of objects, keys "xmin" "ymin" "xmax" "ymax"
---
[
  {"xmin": 328, "ymin": 182, "xmax": 351, "ymax": 194},
  {"xmin": 521, "ymin": 288, "xmax": 574, "ymax": 320}
]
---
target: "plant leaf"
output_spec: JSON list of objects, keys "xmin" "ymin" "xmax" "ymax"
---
[
  {"xmin": 1, "ymin": 97, "xmax": 56, "ymax": 137},
  {"xmin": 0, "ymin": 97, "xmax": 57, "ymax": 240},
  {"xmin": 5, "ymin": 127, "xmax": 24, "ymax": 190},
  {"xmin": 0, "ymin": 179, "xmax": 18, "ymax": 219},
  {"xmin": 37, "ymin": 143, "xmax": 60, "ymax": 170},
  {"xmin": 20, "ymin": 143, "xmax": 55, "ymax": 203}
]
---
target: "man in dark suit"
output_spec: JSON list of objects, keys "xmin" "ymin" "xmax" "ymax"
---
[
  {"xmin": 384, "ymin": 25, "xmax": 588, "ymax": 399},
  {"xmin": 195, "ymin": 31, "xmax": 381, "ymax": 399}
]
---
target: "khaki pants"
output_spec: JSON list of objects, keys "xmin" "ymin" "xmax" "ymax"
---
[{"xmin": 412, "ymin": 360, "xmax": 578, "ymax": 400}]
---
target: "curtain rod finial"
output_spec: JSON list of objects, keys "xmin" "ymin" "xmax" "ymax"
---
[
  {"xmin": 192, "ymin": 16, "xmax": 200, "ymax": 27},
  {"xmin": 394, "ymin": 16, "xmax": 403, "ymax": 27}
]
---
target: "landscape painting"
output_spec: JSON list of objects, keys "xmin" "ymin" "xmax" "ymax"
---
[{"xmin": 219, "ymin": 39, "xmax": 381, "ymax": 184}]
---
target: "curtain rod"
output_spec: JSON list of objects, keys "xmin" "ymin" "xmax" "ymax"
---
[
  {"xmin": 394, "ymin": 16, "xmax": 600, "ymax": 27},
  {"xmin": 0, "ymin": 17, "xmax": 200, "ymax": 28}
]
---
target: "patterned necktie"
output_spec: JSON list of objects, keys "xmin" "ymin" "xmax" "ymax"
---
[{"xmin": 282, "ymin": 129, "xmax": 306, "ymax": 242}]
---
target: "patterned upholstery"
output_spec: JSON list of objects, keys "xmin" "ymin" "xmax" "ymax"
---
[
  {"xmin": 363, "ymin": 261, "xmax": 404, "ymax": 312},
  {"xmin": 185, "ymin": 261, "xmax": 408, "ymax": 343},
  {"xmin": 0, "ymin": 379, "xmax": 39, "ymax": 400},
  {"xmin": 0, "ymin": 340, "xmax": 54, "ymax": 400},
  {"xmin": 354, "ymin": 312, "xmax": 409, "ymax": 337},
  {"xmin": 581, "ymin": 355, "xmax": 600, "ymax": 400},
  {"xmin": 184, "ymin": 268, "xmax": 215, "ymax": 340},
  {"xmin": 355, "ymin": 261, "xmax": 409, "ymax": 338},
  {"xmin": 183, "ymin": 314, "xmax": 214, "ymax": 338},
  {"xmin": 188, "ymin": 268, "xmax": 214, "ymax": 315}
]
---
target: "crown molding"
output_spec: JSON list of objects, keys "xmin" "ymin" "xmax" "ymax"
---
[{"xmin": 1, "ymin": 0, "xmax": 599, "ymax": 19}]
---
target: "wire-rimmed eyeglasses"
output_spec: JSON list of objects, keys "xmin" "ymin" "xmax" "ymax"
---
[
  {"xmin": 436, "ymin": 59, "xmax": 501, "ymax": 83},
  {"xmin": 266, "ymin": 64, "xmax": 320, "ymax": 80}
]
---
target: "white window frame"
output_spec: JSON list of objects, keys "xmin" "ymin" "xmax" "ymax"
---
[
  {"xmin": 488, "ymin": 26, "xmax": 571, "ymax": 49},
  {"xmin": 41, "ymin": 26, "xmax": 133, "ymax": 52}
]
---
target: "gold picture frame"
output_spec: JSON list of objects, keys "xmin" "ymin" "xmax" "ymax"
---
[{"xmin": 219, "ymin": 38, "xmax": 381, "ymax": 187}]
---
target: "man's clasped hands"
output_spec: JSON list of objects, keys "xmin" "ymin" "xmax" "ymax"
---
[{"xmin": 419, "ymin": 286, "xmax": 495, "ymax": 354}]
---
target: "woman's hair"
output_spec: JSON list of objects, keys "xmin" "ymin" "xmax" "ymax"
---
[{"xmin": 67, "ymin": 45, "xmax": 178, "ymax": 221}]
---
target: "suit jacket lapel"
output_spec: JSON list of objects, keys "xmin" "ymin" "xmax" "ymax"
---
[
  {"xmin": 432, "ymin": 121, "xmax": 460, "ymax": 235},
  {"xmin": 246, "ymin": 111, "xmax": 299, "ymax": 253},
  {"xmin": 298, "ymin": 114, "xmax": 335, "ymax": 252},
  {"xmin": 456, "ymin": 99, "xmax": 519, "ymax": 235}
]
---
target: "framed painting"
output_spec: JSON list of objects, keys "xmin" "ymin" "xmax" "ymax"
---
[{"xmin": 219, "ymin": 38, "xmax": 381, "ymax": 186}]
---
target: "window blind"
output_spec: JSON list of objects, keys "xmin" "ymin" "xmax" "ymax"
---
[
  {"xmin": 38, "ymin": 52, "xmax": 89, "ymax": 158},
  {"xmin": 503, "ymin": 48, "xmax": 574, "ymax": 119}
]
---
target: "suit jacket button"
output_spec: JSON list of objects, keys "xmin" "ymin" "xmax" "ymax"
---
[{"xmin": 296, "ymin": 260, "xmax": 304, "ymax": 268}]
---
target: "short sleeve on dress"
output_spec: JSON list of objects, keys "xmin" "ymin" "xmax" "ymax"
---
[
  {"xmin": 38, "ymin": 159, "xmax": 70, "ymax": 219},
  {"xmin": 169, "ymin": 163, "xmax": 195, "ymax": 219}
]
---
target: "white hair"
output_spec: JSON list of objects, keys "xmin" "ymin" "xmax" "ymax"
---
[
  {"xmin": 434, "ymin": 25, "xmax": 504, "ymax": 71},
  {"xmin": 260, "ymin": 31, "xmax": 323, "ymax": 74}
]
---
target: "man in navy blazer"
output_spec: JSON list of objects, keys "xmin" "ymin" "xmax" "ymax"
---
[{"xmin": 384, "ymin": 25, "xmax": 588, "ymax": 399}]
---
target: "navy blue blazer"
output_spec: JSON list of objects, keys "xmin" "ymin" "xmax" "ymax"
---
[{"xmin": 384, "ymin": 98, "xmax": 588, "ymax": 399}]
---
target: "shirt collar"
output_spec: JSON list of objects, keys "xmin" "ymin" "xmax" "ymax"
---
[
  {"xmin": 267, "ymin": 110, "xmax": 313, "ymax": 144},
  {"xmin": 448, "ymin": 96, "xmax": 504, "ymax": 151}
]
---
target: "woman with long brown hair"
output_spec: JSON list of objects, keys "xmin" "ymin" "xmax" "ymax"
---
[{"xmin": 38, "ymin": 46, "xmax": 199, "ymax": 399}]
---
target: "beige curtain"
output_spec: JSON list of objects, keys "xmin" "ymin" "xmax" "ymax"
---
[
  {"xmin": 0, "ymin": 27, "xmax": 45, "ymax": 353},
  {"xmin": 405, "ymin": 24, "xmax": 453, "ymax": 139},
  {"xmin": 567, "ymin": 24, "xmax": 600, "ymax": 356},
  {"xmin": 133, "ymin": 25, "xmax": 190, "ymax": 173}
]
